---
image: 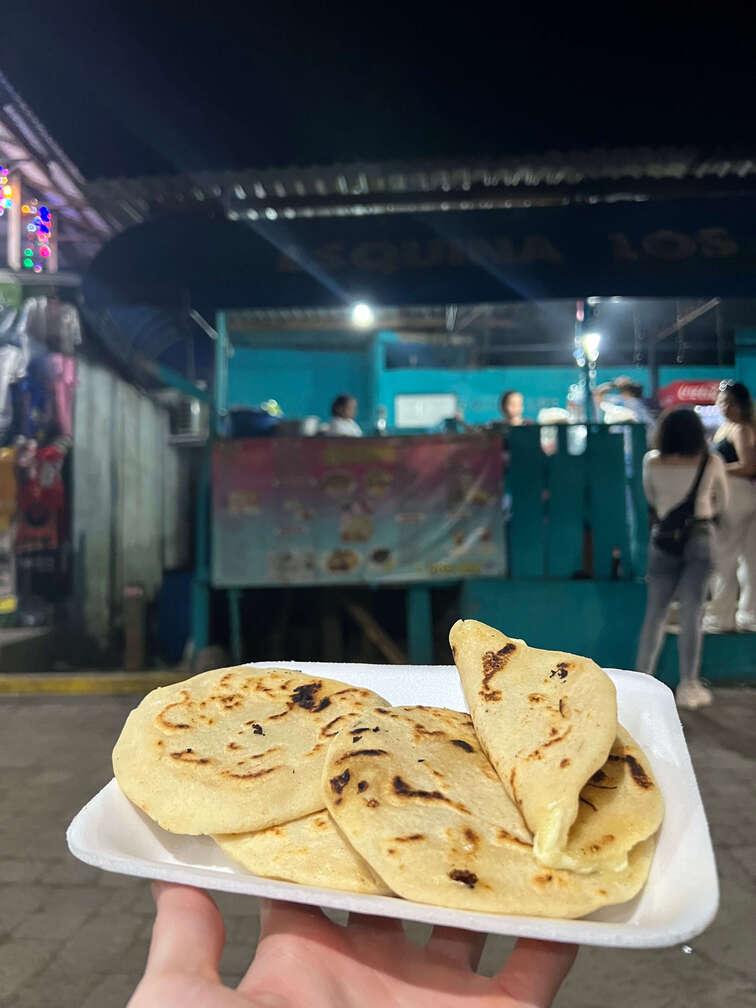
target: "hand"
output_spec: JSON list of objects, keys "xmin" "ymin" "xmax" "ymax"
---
[{"xmin": 129, "ymin": 882, "xmax": 577, "ymax": 1007}]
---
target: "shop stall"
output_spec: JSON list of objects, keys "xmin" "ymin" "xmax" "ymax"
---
[{"xmin": 79, "ymin": 148, "xmax": 756, "ymax": 681}]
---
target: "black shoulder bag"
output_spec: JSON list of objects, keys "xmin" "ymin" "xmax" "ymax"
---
[{"xmin": 651, "ymin": 453, "xmax": 710, "ymax": 557}]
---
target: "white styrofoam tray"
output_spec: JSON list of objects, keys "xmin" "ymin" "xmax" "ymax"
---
[{"xmin": 67, "ymin": 662, "xmax": 718, "ymax": 948}]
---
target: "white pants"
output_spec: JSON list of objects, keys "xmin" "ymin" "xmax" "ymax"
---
[{"xmin": 705, "ymin": 476, "xmax": 756, "ymax": 631}]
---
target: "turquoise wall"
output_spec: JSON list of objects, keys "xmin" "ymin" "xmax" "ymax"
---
[
  {"xmin": 227, "ymin": 346, "xmax": 371, "ymax": 425},
  {"xmin": 225, "ymin": 332, "xmax": 733, "ymax": 430},
  {"xmin": 377, "ymin": 364, "xmax": 734, "ymax": 426},
  {"xmin": 460, "ymin": 579, "xmax": 755, "ymax": 685}
]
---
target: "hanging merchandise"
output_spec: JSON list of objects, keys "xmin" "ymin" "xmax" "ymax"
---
[
  {"xmin": 48, "ymin": 354, "xmax": 76, "ymax": 437},
  {"xmin": 0, "ymin": 445, "xmax": 16, "ymax": 534},
  {"xmin": 15, "ymin": 435, "xmax": 69, "ymax": 553},
  {"xmin": 46, "ymin": 300, "xmax": 82, "ymax": 356},
  {"xmin": 0, "ymin": 333, "xmax": 29, "ymax": 445},
  {"xmin": 0, "ymin": 446, "xmax": 17, "ymax": 613}
]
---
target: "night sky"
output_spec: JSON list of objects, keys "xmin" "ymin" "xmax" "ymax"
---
[{"xmin": 2, "ymin": 2, "xmax": 755, "ymax": 179}]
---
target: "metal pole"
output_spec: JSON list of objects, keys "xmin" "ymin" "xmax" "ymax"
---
[{"xmin": 648, "ymin": 330, "xmax": 658, "ymax": 404}]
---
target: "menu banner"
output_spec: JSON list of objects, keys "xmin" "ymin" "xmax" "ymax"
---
[{"xmin": 211, "ymin": 434, "xmax": 504, "ymax": 587}]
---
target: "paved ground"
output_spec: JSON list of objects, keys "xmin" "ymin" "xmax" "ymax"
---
[{"xmin": 0, "ymin": 689, "xmax": 754, "ymax": 1008}]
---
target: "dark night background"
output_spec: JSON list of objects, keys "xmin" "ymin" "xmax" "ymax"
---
[{"xmin": 1, "ymin": 2, "xmax": 755, "ymax": 179}]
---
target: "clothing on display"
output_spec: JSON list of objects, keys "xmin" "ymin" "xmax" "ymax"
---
[
  {"xmin": 0, "ymin": 446, "xmax": 16, "ymax": 532},
  {"xmin": 49, "ymin": 353, "xmax": 76, "ymax": 437},
  {"xmin": 15, "ymin": 436, "xmax": 70, "ymax": 553},
  {"xmin": 0, "ymin": 447, "xmax": 16, "ymax": 601}
]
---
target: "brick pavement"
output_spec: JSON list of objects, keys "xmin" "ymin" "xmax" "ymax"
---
[{"xmin": 0, "ymin": 690, "xmax": 754, "ymax": 1007}]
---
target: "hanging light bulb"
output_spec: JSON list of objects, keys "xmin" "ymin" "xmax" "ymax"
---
[{"xmin": 351, "ymin": 303, "xmax": 375, "ymax": 328}]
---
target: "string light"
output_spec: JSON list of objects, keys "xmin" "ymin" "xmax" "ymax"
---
[
  {"xmin": 0, "ymin": 167, "xmax": 12, "ymax": 220},
  {"xmin": 20, "ymin": 197, "xmax": 54, "ymax": 272}
]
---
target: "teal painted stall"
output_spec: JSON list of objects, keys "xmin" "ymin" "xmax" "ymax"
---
[
  {"xmin": 196, "ymin": 314, "xmax": 755, "ymax": 684},
  {"xmin": 219, "ymin": 318, "xmax": 733, "ymax": 430},
  {"xmin": 459, "ymin": 579, "xmax": 755, "ymax": 686}
]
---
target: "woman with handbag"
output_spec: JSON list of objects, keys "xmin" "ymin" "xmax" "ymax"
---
[
  {"xmin": 636, "ymin": 407, "xmax": 728, "ymax": 710},
  {"xmin": 703, "ymin": 380, "xmax": 756, "ymax": 633}
]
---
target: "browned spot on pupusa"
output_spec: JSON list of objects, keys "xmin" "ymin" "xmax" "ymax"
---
[
  {"xmin": 214, "ymin": 693, "xmax": 243, "ymax": 710},
  {"xmin": 413, "ymin": 723, "xmax": 446, "ymax": 742},
  {"xmin": 609, "ymin": 752, "xmax": 654, "ymax": 789},
  {"xmin": 448, "ymin": 869, "xmax": 478, "ymax": 888},
  {"xmin": 463, "ymin": 827, "xmax": 480, "ymax": 849},
  {"xmin": 542, "ymin": 725, "xmax": 573, "ymax": 748},
  {"xmin": 450, "ymin": 738, "xmax": 475, "ymax": 753},
  {"xmin": 366, "ymin": 798, "xmax": 379, "ymax": 808},
  {"xmin": 528, "ymin": 693, "xmax": 546, "ymax": 704},
  {"xmin": 509, "ymin": 767, "xmax": 520, "ymax": 806},
  {"xmin": 387, "ymin": 848, "xmax": 396, "ymax": 855},
  {"xmin": 587, "ymin": 834, "xmax": 616, "ymax": 852},
  {"xmin": 395, "ymin": 833, "xmax": 424, "ymax": 842},
  {"xmin": 559, "ymin": 697, "xmax": 569, "ymax": 718},
  {"xmin": 313, "ymin": 817, "xmax": 328, "ymax": 829},
  {"xmin": 170, "ymin": 747, "xmax": 211, "ymax": 764},
  {"xmin": 357, "ymin": 780, "xmax": 369, "ymax": 792},
  {"xmin": 156, "ymin": 693, "xmax": 193, "ymax": 731},
  {"xmin": 549, "ymin": 662, "xmax": 570, "ymax": 680},
  {"xmin": 480, "ymin": 643, "xmax": 516, "ymax": 701},
  {"xmin": 335, "ymin": 749, "xmax": 388, "ymax": 763},
  {"xmin": 227, "ymin": 740, "xmax": 242, "ymax": 751},
  {"xmin": 533, "ymin": 873, "xmax": 553, "ymax": 886},
  {"xmin": 392, "ymin": 776, "xmax": 470, "ymax": 814},
  {"xmin": 599, "ymin": 888, "xmax": 608, "ymax": 896},
  {"xmin": 331, "ymin": 687, "xmax": 373, "ymax": 700},
  {"xmin": 290, "ymin": 682, "xmax": 331, "ymax": 712},
  {"xmin": 222, "ymin": 765, "xmax": 281, "ymax": 780},
  {"xmin": 560, "ymin": 758, "xmax": 571, "ymax": 768},
  {"xmin": 587, "ymin": 767, "xmax": 618, "ymax": 791},
  {"xmin": 321, "ymin": 715, "xmax": 345, "ymax": 737},
  {"xmin": 329, "ymin": 769, "xmax": 351, "ymax": 794},
  {"xmin": 497, "ymin": 829, "xmax": 531, "ymax": 848},
  {"xmin": 239, "ymin": 747, "xmax": 282, "ymax": 761}
]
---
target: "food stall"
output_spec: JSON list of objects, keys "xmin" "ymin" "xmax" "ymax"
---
[{"xmin": 79, "ymin": 150, "xmax": 756, "ymax": 681}]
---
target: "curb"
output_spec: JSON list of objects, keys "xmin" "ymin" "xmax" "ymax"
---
[{"xmin": 0, "ymin": 671, "xmax": 188, "ymax": 695}]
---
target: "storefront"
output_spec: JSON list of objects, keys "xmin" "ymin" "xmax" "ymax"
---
[{"xmin": 77, "ymin": 148, "xmax": 756, "ymax": 681}]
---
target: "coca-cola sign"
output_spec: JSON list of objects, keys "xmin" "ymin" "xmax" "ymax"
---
[{"xmin": 658, "ymin": 380, "xmax": 721, "ymax": 408}]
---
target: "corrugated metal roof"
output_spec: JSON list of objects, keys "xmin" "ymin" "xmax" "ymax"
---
[{"xmin": 82, "ymin": 147, "xmax": 756, "ymax": 230}]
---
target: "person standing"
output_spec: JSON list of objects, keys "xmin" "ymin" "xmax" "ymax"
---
[
  {"xmin": 636, "ymin": 408, "xmax": 728, "ymax": 710},
  {"xmin": 500, "ymin": 389, "xmax": 526, "ymax": 426},
  {"xmin": 704, "ymin": 381, "xmax": 756, "ymax": 633},
  {"xmin": 326, "ymin": 395, "xmax": 362, "ymax": 437}
]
